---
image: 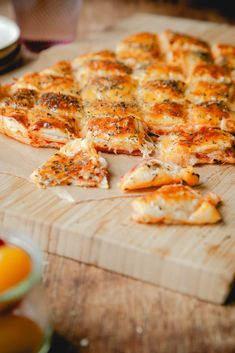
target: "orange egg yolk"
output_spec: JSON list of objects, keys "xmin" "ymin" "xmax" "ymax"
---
[{"xmin": 0, "ymin": 245, "xmax": 32, "ymax": 293}]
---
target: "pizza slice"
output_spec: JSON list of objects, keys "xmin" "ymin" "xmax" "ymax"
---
[
  {"xmin": 142, "ymin": 101, "xmax": 188, "ymax": 134},
  {"xmin": 85, "ymin": 115, "xmax": 153, "ymax": 156},
  {"xmin": 132, "ymin": 184, "xmax": 222, "ymax": 225},
  {"xmin": 212, "ymin": 43, "xmax": 235, "ymax": 78},
  {"xmin": 154, "ymin": 129, "xmax": 235, "ymax": 166},
  {"xmin": 27, "ymin": 92, "xmax": 82, "ymax": 147},
  {"xmin": 81, "ymin": 75, "xmax": 137, "ymax": 104},
  {"xmin": 138, "ymin": 79, "xmax": 186, "ymax": 105},
  {"xmin": 140, "ymin": 63, "xmax": 185, "ymax": 83},
  {"xmin": 119, "ymin": 158, "xmax": 199, "ymax": 192},
  {"xmin": 74, "ymin": 59, "xmax": 131, "ymax": 86},
  {"xmin": 30, "ymin": 138, "xmax": 109, "ymax": 189},
  {"xmin": 0, "ymin": 89, "xmax": 37, "ymax": 144},
  {"xmin": 116, "ymin": 32, "xmax": 161, "ymax": 69},
  {"xmin": 186, "ymin": 81, "xmax": 231, "ymax": 104},
  {"xmin": 188, "ymin": 102, "xmax": 235, "ymax": 134},
  {"xmin": 188, "ymin": 64, "xmax": 231, "ymax": 84},
  {"xmin": 166, "ymin": 50, "xmax": 213, "ymax": 75},
  {"xmin": 72, "ymin": 50, "xmax": 116, "ymax": 70}
]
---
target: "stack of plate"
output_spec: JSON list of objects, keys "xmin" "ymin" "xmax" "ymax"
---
[{"xmin": 0, "ymin": 16, "xmax": 21, "ymax": 73}]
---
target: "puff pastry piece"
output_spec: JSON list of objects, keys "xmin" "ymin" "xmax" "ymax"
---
[
  {"xmin": 132, "ymin": 184, "xmax": 222, "ymax": 224},
  {"xmin": 81, "ymin": 75, "xmax": 137, "ymax": 103},
  {"xmin": 86, "ymin": 115, "xmax": 152, "ymax": 156},
  {"xmin": 119, "ymin": 159, "xmax": 199, "ymax": 191},
  {"xmin": 213, "ymin": 43, "xmax": 235, "ymax": 78},
  {"xmin": 30, "ymin": 138, "xmax": 109, "ymax": 188},
  {"xmin": 28, "ymin": 92, "xmax": 82, "ymax": 147},
  {"xmin": 188, "ymin": 102, "xmax": 235, "ymax": 133},
  {"xmin": 116, "ymin": 32, "xmax": 161, "ymax": 69},
  {"xmin": 166, "ymin": 50, "xmax": 213, "ymax": 75},
  {"xmin": 138, "ymin": 79, "xmax": 186, "ymax": 105},
  {"xmin": 141, "ymin": 63, "xmax": 185, "ymax": 83},
  {"xmin": 154, "ymin": 129, "xmax": 235, "ymax": 166},
  {"xmin": 160, "ymin": 29, "xmax": 211, "ymax": 53},
  {"xmin": 188, "ymin": 64, "xmax": 232, "ymax": 84},
  {"xmin": 72, "ymin": 50, "xmax": 116, "ymax": 70},
  {"xmin": 84, "ymin": 101, "xmax": 143, "ymax": 121},
  {"xmin": 0, "ymin": 89, "xmax": 37, "ymax": 144},
  {"xmin": 186, "ymin": 81, "xmax": 231, "ymax": 104},
  {"xmin": 74, "ymin": 59, "xmax": 131, "ymax": 86},
  {"xmin": 143, "ymin": 101, "xmax": 187, "ymax": 134}
]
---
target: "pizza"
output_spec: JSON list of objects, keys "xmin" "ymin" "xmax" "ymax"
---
[
  {"xmin": 119, "ymin": 158, "xmax": 199, "ymax": 191},
  {"xmin": 0, "ymin": 29, "xmax": 233, "ymax": 216},
  {"xmin": 132, "ymin": 184, "xmax": 222, "ymax": 224},
  {"xmin": 30, "ymin": 138, "xmax": 109, "ymax": 188}
]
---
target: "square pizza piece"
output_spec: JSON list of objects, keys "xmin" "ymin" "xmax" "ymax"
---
[
  {"xmin": 84, "ymin": 101, "xmax": 143, "ymax": 121},
  {"xmin": 132, "ymin": 184, "xmax": 221, "ymax": 225},
  {"xmin": 85, "ymin": 115, "xmax": 152, "ymax": 156},
  {"xmin": 188, "ymin": 102, "xmax": 235, "ymax": 133},
  {"xmin": 31, "ymin": 138, "xmax": 109, "ymax": 189},
  {"xmin": 143, "ymin": 101, "xmax": 188, "ymax": 134},
  {"xmin": 188, "ymin": 64, "xmax": 232, "ymax": 84},
  {"xmin": 166, "ymin": 50, "xmax": 213, "ymax": 75},
  {"xmin": 160, "ymin": 29, "xmax": 211, "ymax": 53},
  {"xmin": 81, "ymin": 75, "xmax": 137, "ymax": 104},
  {"xmin": 213, "ymin": 43, "xmax": 235, "ymax": 77},
  {"xmin": 138, "ymin": 79, "xmax": 185, "ymax": 105},
  {"xmin": 0, "ymin": 89, "xmax": 37, "ymax": 144},
  {"xmin": 28, "ymin": 92, "xmax": 82, "ymax": 147},
  {"xmin": 72, "ymin": 50, "xmax": 116, "ymax": 70},
  {"xmin": 116, "ymin": 32, "xmax": 161, "ymax": 69},
  {"xmin": 186, "ymin": 81, "xmax": 231, "ymax": 104},
  {"xmin": 74, "ymin": 59, "xmax": 131, "ymax": 86},
  {"xmin": 141, "ymin": 63, "xmax": 185, "ymax": 83},
  {"xmin": 155, "ymin": 129, "xmax": 235, "ymax": 166}
]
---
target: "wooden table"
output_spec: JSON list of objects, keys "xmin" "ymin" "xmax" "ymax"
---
[
  {"xmin": 1, "ymin": 2, "xmax": 235, "ymax": 352},
  {"xmin": 45, "ymin": 253, "xmax": 235, "ymax": 353}
]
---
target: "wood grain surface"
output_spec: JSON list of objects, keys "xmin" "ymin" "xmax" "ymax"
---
[
  {"xmin": 1, "ymin": 14, "xmax": 235, "ymax": 304},
  {"xmin": 45, "ymin": 252, "xmax": 235, "ymax": 353}
]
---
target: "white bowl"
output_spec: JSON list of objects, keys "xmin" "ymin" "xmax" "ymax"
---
[{"xmin": 0, "ymin": 16, "xmax": 20, "ymax": 52}]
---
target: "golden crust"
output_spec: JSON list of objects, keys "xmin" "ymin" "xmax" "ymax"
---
[
  {"xmin": 119, "ymin": 159, "xmax": 199, "ymax": 191},
  {"xmin": 75, "ymin": 60, "xmax": 131, "ymax": 84},
  {"xmin": 30, "ymin": 138, "xmax": 109, "ymax": 188},
  {"xmin": 41, "ymin": 60, "xmax": 73, "ymax": 78},
  {"xmin": 85, "ymin": 115, "xmax": 152, "ymax": 156},
  {"xmin": 84, "ymin": 101, "xmax": 143, "ymax": 120},
  {"xmin": 186, "ymin": 81, "xmax": 231, "ymax": 104},
  {"xmin": 161, "ymin": 29, "xmax": 211, "ymax": 53},
  {"xmin": 132, "ymin": 184, "xmax": 221, "ymax": 224},
  {"xmin": 188, "ymin": 102, "xmax": 235, "ymax": 133},
  {"xmin": 189, "ymin": 64, "xmax": 231, "ymax": 84},
  {"xmin": 138, "ymin": 80, "xmax": 185, "ymax": 104},
  {"xmin": 143, "ymin": 101, "xmax": 187, "ymax": 134},
  {"xmin": 116, "ymin": 32, "xmax": 160, "ymax": 68},
  {"xmin": 72, "ymin": 50, "xmax": 116, "ymax": 70},
  {"xmin": 154, "ymin": 129, "xmax": 235, "ymax": 166},
  {"xmin": 81, "ymin": 75, "xmax": 137, "ymax": 103},
  {"xmin": 213, "ymin": 43, "xmax": 235, "ymax": 68},
  {"xmin": 142, "ymin": 63, "xmax": 184, "ymax": 82},
  {"xmin": 166, "ymin": 50, "xmax": 213, "ymax": 75}
]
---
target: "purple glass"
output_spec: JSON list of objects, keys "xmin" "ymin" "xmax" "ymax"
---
[{"xmin": 12, "ymin": 0, "xmax": 82, "ymax": 52}]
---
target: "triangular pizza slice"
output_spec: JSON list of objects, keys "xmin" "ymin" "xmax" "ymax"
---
[{"xmin": 30, "ymin": 138, "xmax": 109, "ymax": 189}]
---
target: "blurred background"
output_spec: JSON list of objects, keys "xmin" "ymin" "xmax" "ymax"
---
[{"xmin": 0, "ymin": 0, "xmax": 234, "ymax": 42}]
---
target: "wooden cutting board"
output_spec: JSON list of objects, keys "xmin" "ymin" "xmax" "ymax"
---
[{"xmin": 1, "ymin": 14, "xmax": 235, "ymax": 304}]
